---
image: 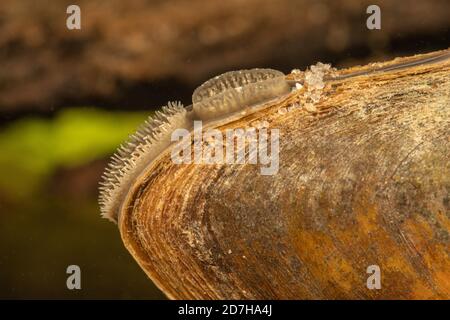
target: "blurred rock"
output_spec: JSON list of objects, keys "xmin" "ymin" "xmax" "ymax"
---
[{"xmin": 0, "ymin": 0, "xmax": 448, "ymax": 114}]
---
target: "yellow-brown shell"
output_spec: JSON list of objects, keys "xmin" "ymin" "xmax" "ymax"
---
[{"xmin": 116, "ymin": 51, "xmax": 450, "ymax": 299}]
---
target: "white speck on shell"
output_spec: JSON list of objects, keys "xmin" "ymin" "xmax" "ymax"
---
[{"xmin": 278, "ymin": 107, "xmax": 287, "ymax": 115}]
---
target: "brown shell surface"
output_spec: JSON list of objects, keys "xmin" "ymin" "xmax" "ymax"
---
[{"xmin": 119, "ymin": 51, "xmax": 450, "ymax": 299}]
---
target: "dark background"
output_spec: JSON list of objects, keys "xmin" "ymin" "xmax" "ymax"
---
[{"xmin": 0, "ymin": 0, "xmax": 449, "ymax": 299}]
